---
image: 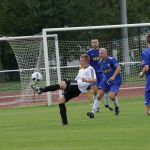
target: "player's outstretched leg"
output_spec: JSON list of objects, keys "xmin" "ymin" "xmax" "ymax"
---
[{"xmin": 31, "ymin": 84, "xmax": 60, "ymax": 95}]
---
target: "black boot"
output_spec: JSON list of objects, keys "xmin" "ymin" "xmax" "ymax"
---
[{"xmin": 115, "ymin": 106, "xmax": 120, "ymax": 115}]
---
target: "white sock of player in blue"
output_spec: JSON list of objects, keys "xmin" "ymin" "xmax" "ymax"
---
[
  {"xmin": 113, "ymin": 97, "xmax": 119, "ymax": 107},
  {"xmin": 104, "ymin": 93, "xmax": 109, "ymax": 106},
  {"xmin": 92, "ymin": 99, "xmax": 100, "ymax": 114},
  {"xmin": 93, "ymin": 94, "xmax": 97, "ymax": 102}
]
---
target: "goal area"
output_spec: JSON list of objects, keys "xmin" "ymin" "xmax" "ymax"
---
[{"xmin": 0, "ymin": 23, "xmax": 150, "ymax": 107}]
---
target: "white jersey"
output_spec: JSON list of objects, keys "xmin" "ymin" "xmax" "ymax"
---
[{"xmin": 75, "ymin": 66, "xmax": 96, "ymax": 93}]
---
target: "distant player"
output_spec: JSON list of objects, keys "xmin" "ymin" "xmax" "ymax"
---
[
  {"xmin": 87, "ymin": 48, "xmax": 122, "ymax": 118},
  {"xmin": 139, "ymin": 33, "xmax": 150, "ymax": 115},
  {"xmin": 87, "ymin": 38, "xmax": 113, "ymax": 112},
  {"xmin": 32, "ymin": 54, "xmax": 96, "ymax": 125}
]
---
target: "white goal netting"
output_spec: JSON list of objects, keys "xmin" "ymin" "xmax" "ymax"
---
[{"xmin": 0, "ymin": 24, "xmax": 149, "ymax": 107}]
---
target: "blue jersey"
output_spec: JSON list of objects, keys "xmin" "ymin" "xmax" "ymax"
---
[
  {"xmin": 141, "ymin": 48, "xmax": 150, "ymax": 91},
  {"xmin": 87, "ymin": 48, "xmax": 102, "ymax": 79},
  {"xmin": 99, "ymin": 56, "xmax": 122, "ymax": 85}
]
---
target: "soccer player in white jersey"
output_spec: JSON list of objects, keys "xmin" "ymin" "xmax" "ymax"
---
[{"xmin": 32, "ymin": 54, "xmax": 96, "ymax": 125}]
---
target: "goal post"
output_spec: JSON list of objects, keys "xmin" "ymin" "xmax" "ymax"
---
[{"xmin": 42, "ymin": 32, "xmax": 62, "ymax": 106}]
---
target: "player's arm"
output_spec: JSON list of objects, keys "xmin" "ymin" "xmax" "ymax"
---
[
  {"xmin": 139, "ymin": 65, "xmax": 149, "ymax": 77},
  {"xmin": 109, "ymin": 58, "xmax": 121, "ymax": 81},
  {"xmin": 82, "ymin": 77, "xmax": 96, "ymax": 83},
  {"xmin": 139, "ymin": 53, "xmax": 149, "ymax": 77},
  {"xmin": 82, "ymin": 67, "xmax": 96, "ymax": 83},
  {"xmin": 111, "ymin": 66, "xmax": 121, "ymax": 79}
]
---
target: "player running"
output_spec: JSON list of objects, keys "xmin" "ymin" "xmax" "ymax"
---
[
  {"xmin": 32, "ymin": 54, "xmax": 96, "ymax": 125},
  {"xmin": 139, "ymin": 33, "xmax": 150, "ymax": 115},
  {"xmin": 87, "ymin": 38, "xmax": 113, "ymax": 112},
  {"xmin": 87, "ymin": 48, "xmax": 122, "ymax": 118}
]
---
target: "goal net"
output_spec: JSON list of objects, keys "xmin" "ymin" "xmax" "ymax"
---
[
  {"xmin": 0, "ymin": 35, "xmax": 60, "ymax": 107},
  {"xmin": 0, "ymin": 23, "xmax": 150, "ymax": 107},
  {"xmin": 43, "ymin": 23, "xmax": 150, "ymax": 104}
]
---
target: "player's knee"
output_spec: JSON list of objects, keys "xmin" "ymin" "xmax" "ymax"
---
[
  {"xmin": 97, "ymin": 90, "xmax": 104, "ymax": 100},
  {"xmin": 109, "ymin": 93, "xmax": 115, "ymax": 101},
  {"xmin": 59, "ymin": 81, "xmax": 67, "ymax": 90},
  {"xmin": 146, "ymin": 110, "xmax": 150, "ymax": 115},
  {"xmin": 58, "ymin": 96, "xmax": 66, "ymax": 104}
]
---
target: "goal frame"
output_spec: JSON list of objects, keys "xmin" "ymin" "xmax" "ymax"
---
[{"xmin": 0, "ymin": 34, "xmax": 61, "ymax": 106}]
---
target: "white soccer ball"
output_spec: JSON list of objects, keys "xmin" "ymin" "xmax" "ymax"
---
[{"xmin": 31, "ymin": 72, "xmax": 42, "ymax": 81}]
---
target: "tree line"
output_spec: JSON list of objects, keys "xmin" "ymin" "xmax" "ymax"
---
[{"xmin": 0, "ymin": 0, "xmax": 150, "ymax": 72}]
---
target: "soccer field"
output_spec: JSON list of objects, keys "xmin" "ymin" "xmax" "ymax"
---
[{"xmin": 0, "ymin": 97, "xmax": 150, "ymax": 150}]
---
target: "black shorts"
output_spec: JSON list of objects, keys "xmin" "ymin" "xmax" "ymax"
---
[{"xmin": 63, "ymin": 80, "xmax": 81, "ymax": 102}]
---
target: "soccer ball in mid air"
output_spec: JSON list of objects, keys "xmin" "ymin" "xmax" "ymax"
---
[{"xmin": 31, "ymin": 72, "xmax": 42, "ymax": 81}]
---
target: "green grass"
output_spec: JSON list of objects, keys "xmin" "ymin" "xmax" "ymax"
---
[
  {"xmin": 0, "ymin": 97, "xmax": 150, "ymax": 150},
  {"xmin": 0, "ymin": 81, "xmax": 21, "ymax": 91}
]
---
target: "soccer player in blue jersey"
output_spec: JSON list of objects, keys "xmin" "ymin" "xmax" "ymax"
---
[
  {"xmin": 87, "ymin": 48, "xmax": 122, "ymax": 118},
  {"xmin": 87, "ymin": 38, "xmax": 113, "ymax": 112},
  {"xmin": 139, "ymin": 33, "xmax": 150, "ymax": 115}
]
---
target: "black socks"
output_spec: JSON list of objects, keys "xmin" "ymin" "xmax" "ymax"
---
[
  {"xmin": 59, "ymin": 103, "xmax": 68, "ymax": 125},
  {"xmin": 41, "ymin": 84, "xmax": 60, "ymax": 92}
]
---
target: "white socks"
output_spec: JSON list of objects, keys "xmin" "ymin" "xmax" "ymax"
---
[
  {"xmin": 113, "ymin": 97, "xmax": 119, "ymax": 107},
  {"xmin": 104, "ymin": 93, "xmax": 109, "ymax": 106},
  {"xmin": 92, "ymin": 99, "xmax": 100, "ymax": 113}
]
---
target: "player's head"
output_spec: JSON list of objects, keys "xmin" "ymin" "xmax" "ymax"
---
[
  {"xmin": 91, "ymin": 38, "xmax": 99, "ymax": 50},
  {"xmin": 80, "ymin": 54, "xmax": 90, "ymax": 67},
  {"xmin": 99, "ymin": 48, "xmax": 108, "ymax": 60},
  {"xmin": 146, "ymin": 33, "xmax": 150, "ymax": 45}
]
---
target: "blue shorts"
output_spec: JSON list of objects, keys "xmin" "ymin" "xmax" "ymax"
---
[
  {"xmin": 98, "ymin": 80, "xmax": 121, "ymax": 94},
  {"xmin": 144, "ymin": 90, "xmax": 150, "ymax": 106}
]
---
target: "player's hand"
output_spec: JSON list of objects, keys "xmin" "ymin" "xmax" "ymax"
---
[
  {"xmin": 108, "ymin": 76, "xmax": 115, "ymax": 82},
  {"xmin": 139, "ymin": 72, "xmax": 144, "ymax": 78}
]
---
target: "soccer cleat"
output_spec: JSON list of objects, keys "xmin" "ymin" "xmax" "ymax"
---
[
  {"xmin": 109, "ymin": 106, "xmax": 113, "ymax": 111},
  {"xmin": 87, "ymin": 112, "xmax": 94, "ymax": 118},
  {"xmin": 105, "ymin": 105, "xmax": 109, "ymax": 108},
  {"xmin": 96, "ymin": 107, "xmax": 100, "ymax": 113},
  {"xmin": 115, "ymin": 106, "xmax": 120, "ymax": 115},
  {"xmin": 31, "ymin": 85, "xmax": 42, "ymax": 95},
  {"xmin": 105, "ymin": 105, "xmax": 113, "ymax": 111}
]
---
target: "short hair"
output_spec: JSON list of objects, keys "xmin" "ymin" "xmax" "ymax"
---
[
  {"xmin": 146, "ymin": 33, "xmax": 150, "ymax": 44},
  {"xmin": 80, "ymin": 54, "xmax": 90, "ymax": 62},
  {"xmin": 91, "ymin": 37, "xmax": 99, "ymax": 41}
]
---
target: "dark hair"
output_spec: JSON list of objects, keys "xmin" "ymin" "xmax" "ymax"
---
[
  {"xmin": 80, "ymin": 54, "xmax": 90, "ymax": 62},
  {"xmin": 146, "ymin": 33, "xmax": 150, "ymax": 44},
  {"xmin": 91, "ymin": 37, "xmax": 99, "ymax": 41}
]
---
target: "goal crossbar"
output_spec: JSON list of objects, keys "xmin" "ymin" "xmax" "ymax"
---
[
  {"xmin": 0, "ymin": 34, "xmax": 58, "ymax": 41},
  {"xmin": 43, "ymin": 23, "xmax": 150, "ymax": 32}
]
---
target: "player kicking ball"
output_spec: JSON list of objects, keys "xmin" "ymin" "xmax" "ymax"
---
[
  {"xmin": 87, "ymin": 48, "xmax": 122, "ymax": 118},
  {"xmin": 32, "ymin": 54, "xmax": 96, "ymax": 125}
]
